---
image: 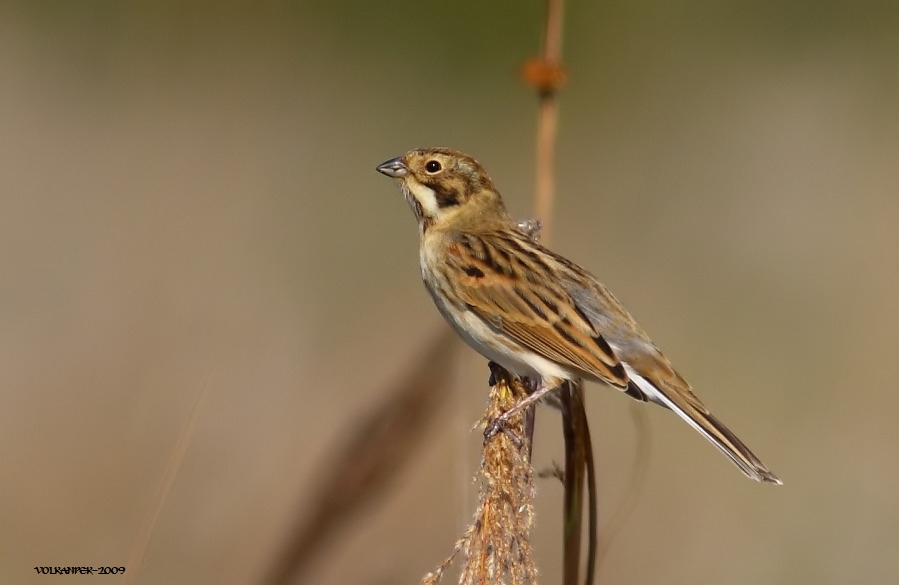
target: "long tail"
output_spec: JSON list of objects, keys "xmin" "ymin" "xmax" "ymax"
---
[{"xmin": 624, "ymin": 366, "xmax": 782, "ymax": 484}]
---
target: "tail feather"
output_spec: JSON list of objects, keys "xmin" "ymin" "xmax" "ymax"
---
[{"xmin": 624, "ymin": 366, "xmax": 782, "ymax": 484}]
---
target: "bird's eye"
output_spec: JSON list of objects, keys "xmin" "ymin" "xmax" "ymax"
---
[{"xmin": 425, "ymin": 160, "xmax": 442, "ymax": 173}]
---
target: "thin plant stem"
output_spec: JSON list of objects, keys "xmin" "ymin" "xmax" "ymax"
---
[
  {"xmin": 124, "ymin": 378, "xmax": 211, "ymax": 585},
  {"xmin": 533, "ymin": 0, "xmax": 566, "ymax": 245},
  {"xmin": 535, "ymin": 98, "xmax": 559, "ymax": 244}
]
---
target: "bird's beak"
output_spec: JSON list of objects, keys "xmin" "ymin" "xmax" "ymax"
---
[{"xmin": 376, "ymin": 157, "xmax": 408, "ymax": 178}]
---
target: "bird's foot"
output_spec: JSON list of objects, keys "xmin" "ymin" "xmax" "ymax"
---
[{"xmin": 483, "ymin": 412, "xmax": 524, "ymax": 449}]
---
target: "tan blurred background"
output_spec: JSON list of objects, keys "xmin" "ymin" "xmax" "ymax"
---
[{"xmin": 1, "ymin": 1, "xmax": 898, "ymax": 583}]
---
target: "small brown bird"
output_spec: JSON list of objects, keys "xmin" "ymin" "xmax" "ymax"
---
[{"xmin": 377, "ymin": 147, "xmax": 781, "ymax": 484}]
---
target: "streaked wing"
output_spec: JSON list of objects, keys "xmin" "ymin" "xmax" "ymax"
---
[{"xmin": 438, "ymin": 230, "xmax": 629, "ymax": 389}]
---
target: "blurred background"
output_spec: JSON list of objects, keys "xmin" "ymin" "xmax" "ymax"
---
[{"xmin": 1, "ymin": 1, "xmax": 897, "ymax": 583}]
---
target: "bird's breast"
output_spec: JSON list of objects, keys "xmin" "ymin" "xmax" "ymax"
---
[{"xmin": 418, "ymin": 244, "xmax": 572, "ymax": 383}]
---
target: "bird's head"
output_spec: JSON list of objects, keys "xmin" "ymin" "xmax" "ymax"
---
[{"xmin": 377, "ymin": 148, "xmax": 509, "ymax": 233}]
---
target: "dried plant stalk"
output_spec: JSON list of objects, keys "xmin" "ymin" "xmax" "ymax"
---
[{"xmin": 423, "ymin": 364, "xmax": 538, "ymax": 585}]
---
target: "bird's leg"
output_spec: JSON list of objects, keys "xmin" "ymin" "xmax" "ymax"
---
[
  {"xmin": 486, "ymin": 361, "xmax": 500, "ymax": 386},
  {"xmin": 484, "ymin": 378, "xmax": 562, "ymax": 443}
]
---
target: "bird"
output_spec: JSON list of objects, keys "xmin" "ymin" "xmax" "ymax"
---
[{"xmin": 376, "ymin": 147, "xmax": 781, "ymax": 484}]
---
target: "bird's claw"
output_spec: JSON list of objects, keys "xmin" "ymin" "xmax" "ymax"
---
[{"xmin": 483, "ymin": 414, "xmax": 524, "ymax": 449}]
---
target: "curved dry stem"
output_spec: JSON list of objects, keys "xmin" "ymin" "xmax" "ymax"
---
[{"xmin": 264, "ymin": 332, "xmax": 459, "ymax": 585}]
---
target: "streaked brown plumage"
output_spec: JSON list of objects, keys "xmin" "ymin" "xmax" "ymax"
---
[{"xmin": 377, "ymin": 147, "xmax": 781, "ymax": 484}]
